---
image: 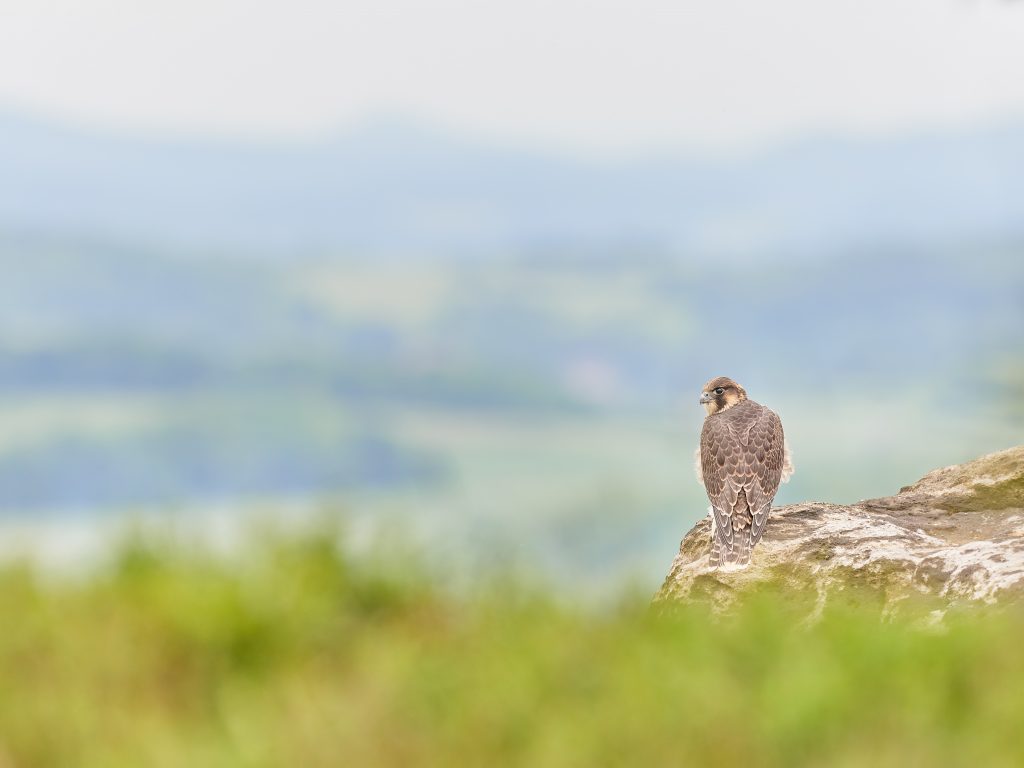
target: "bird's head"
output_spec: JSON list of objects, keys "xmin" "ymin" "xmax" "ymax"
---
[{"xmin": 699, "ymin": 376, "xmax": 747, "ymax": 415}]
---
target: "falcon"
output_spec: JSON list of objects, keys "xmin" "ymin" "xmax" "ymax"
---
[{"xmin": 696, "ymin": 376, "xmax": 792, "ymax": 568}]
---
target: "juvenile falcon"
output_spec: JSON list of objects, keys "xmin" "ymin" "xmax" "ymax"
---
[{"xmin": 696, "ymin": 376, "xmax": 792, "ymax": 568}]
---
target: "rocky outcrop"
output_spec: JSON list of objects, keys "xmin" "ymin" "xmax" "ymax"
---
[{"xmin": 655, "ymin": 446, "xmax": 1024, "ymax": 613}]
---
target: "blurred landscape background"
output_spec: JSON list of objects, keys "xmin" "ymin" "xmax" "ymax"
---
[
  {"xmin": 1, "ymin": 3, "xmax": 1024, "ymax": 764},
  {"xmin": 0, "ymin": 1, "xmax": 1023, "ymax": 593}
]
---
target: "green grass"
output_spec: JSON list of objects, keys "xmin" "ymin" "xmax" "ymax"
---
[{"xmin": 1, "ymin": 522, "xmax": 1023, "ymax": 767}]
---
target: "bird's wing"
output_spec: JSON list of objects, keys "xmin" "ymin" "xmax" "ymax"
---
[
  {"xmin": 746, "ymin": 405, "xmax": 785, "ymax": 545},
  {"xmin": 700, "ymin": 416, "xmax": 742, "ymax": 547}
]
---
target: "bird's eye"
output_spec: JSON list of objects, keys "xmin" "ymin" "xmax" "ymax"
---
[{"xmin": 714, "ymin": 387, "xmax": 724, "ymax": 395}]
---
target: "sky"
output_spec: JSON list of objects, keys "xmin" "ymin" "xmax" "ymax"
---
[{"xmin": 1, "ymin": 0, "xmax": 1023, "ymax": 155}]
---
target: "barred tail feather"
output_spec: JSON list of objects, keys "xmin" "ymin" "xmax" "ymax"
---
[
  {"xmin": 728, "ymin": 534, "xmax": 752, "ymax": 567},
  {"xmin": 709, "ymin": 511, "xmax": 752, "ymax": 569}
]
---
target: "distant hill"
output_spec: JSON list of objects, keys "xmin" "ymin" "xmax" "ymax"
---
[
  {"xmin": 1, "ymin": 112, "xmax": 1022, "ymax": 257},
  {"xmin": 0, "ymin": 229, "xmax": 1019, "ymax": 515}
]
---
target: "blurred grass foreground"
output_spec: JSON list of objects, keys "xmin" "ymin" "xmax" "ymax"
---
[{"xmin": 3, "ymin": 521, "xmax": 1023, "ymax": 768}]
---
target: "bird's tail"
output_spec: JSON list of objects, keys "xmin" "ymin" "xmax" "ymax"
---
[
  {"xmin": 709, "ymin": 506, "xmax": 752, "ymax": 569},
  {"xmin": 710, "ymin": 532, "xmax": 751, "ymax": 568}
]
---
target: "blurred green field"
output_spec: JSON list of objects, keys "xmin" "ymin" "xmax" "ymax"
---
[{"xmin": 2, "ymin": 522, "xmax": 1023, "ymax": 768}]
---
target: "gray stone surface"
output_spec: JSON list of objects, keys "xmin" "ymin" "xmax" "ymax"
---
[{"xmin": 655, "ymin": 446, "xmax": 1024, "ymax": 613}]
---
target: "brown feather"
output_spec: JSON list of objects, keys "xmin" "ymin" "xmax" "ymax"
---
[{"xmin": 699, "ymin": 396, "xmax": 785, "ymax": 566}]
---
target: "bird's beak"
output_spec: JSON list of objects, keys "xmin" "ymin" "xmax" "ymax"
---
[{"xmin": 699, "ymin": 392, "xmax": 712, "ymax": 405}]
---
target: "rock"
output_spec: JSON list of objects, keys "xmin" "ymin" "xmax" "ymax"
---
[{"xmin": 654, "ymin": 446, "xmax": 1024, "ymax": 614}]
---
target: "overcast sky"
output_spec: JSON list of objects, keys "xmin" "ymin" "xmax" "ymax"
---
[{"xmin": 1, "ymin": 0, "xmax": 1023, "ymax": 155}]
